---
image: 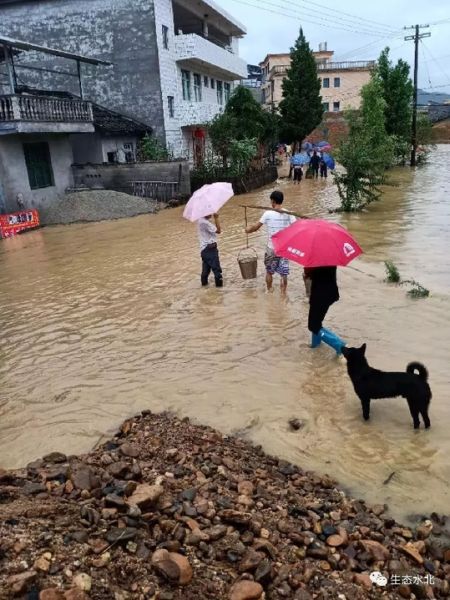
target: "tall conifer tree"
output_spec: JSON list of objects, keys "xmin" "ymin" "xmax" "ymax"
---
[{"xmin": 279, "ymin": 28, "xmax": 323, "ymax": 145}]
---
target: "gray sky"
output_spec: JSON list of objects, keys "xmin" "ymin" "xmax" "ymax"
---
[{"xmin": 220, "ymin": 0, "xmax": 450, "ymax": 93}]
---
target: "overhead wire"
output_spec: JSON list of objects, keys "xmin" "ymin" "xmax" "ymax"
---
[
  {"xmin": 279, "ymin": 0, "xmax": 396, "ymax": 32},
  {"xmin": 274, "ymin": 0, "xmax": 395, "ymax": 35},
  {"xmin": 420, "ymin": 40, "xmax": 450, "ymax": 90},
  {"xmin": 334, "ymin": 31, "xmax": 405, "ymax": 61},
  {"xmin": 228, "ymin": 0, "xmax": 396, "ymax": 38},
  {"xmin": 420, "ymin": 40, "xmax": 433, "ymax": 89}
]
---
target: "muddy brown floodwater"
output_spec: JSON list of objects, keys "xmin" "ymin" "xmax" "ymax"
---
[{"xmin": 1, "ymin": 146, "xmax": 449, "ymax": 524}]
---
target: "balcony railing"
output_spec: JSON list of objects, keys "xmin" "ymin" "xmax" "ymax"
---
[
  {"xmin": 175, "ymin": 34, "xmax": 247, "ymax": 80},
  {"xmin": 263, "ymin": 60, "xmax": 376, "ymax": 82},
  {"xmin": 0, "ymin": 95, "xmax": 94, "ymax": 123},
  {"xmin": 317, "ymin": 60, "xmax": 376, "ymax": 71}
]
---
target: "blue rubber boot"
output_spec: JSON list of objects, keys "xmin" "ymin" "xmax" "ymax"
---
[
  {"xmin": 319, "ymin": 328, "xmax": 346, "ymax": 356},
  {"xmin": 311, "ymin": 332, "xmax": 322, "ymax": 348}
]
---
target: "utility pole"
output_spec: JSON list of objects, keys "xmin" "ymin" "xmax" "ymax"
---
[{"xmin": 404, "ymin": 24, "xmax": 431, "ymax": 166}]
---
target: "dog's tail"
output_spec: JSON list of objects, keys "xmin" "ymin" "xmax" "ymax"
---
[{"xmin": 406, "ymin": 362, "xmax": 429, "ymax": 381}]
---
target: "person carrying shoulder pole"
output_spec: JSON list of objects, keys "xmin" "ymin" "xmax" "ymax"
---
[{"xmin": 245, "ymin": 190, "xmax": 295, "ymax": 294}]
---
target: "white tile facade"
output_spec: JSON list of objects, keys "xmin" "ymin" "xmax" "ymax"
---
[
  {"xmin": 175, "ymin": 34, "xmax": 247, "ymax": 80},
  {"xmin": 153, "ymin": 0, "xmax": 246, "ymax": 159}
]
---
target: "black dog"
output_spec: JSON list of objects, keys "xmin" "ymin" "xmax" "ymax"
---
[{"xmin": 342, "ymin": 344, "xmax": 431, "ymax": 429}]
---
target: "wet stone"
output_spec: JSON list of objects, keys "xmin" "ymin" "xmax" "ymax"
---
[
  {"xmin": 23, "ymin": 482, "xmax": 47, "ymax": 495},
  {"xmin": 180, "ymin": 487, "xmax": 197, "ymax": 502},
  {"xmin": 119, "ymin": 443, "xmax": 140, "ymax": 458},
  {"xmin": 105, "ymin": 527, "xmax": 137, "ymax": 544},
  {"xmin": 43, "ymin": 452, "xmax": 67, "ymax": 464}
]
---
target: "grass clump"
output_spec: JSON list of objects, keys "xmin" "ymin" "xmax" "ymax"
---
[{"xmin": 384, "ymin": 260, "xmax": 401, "ymax": 283}]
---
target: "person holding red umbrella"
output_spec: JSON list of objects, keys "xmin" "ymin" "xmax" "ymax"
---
[
  {"xmin": 272, "ymin": 219, "xmax": 363, "ymax": 355},
  {"xmin": 307, "ymin": 266, "xmax": 345, "ymax": 354}
]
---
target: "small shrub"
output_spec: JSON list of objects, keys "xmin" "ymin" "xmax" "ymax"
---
[
  {"xmin": 137, "ymin": 134, "xmax": 170, "ymax": 161},
  {"xmin": 384, "ymin": 260, "xmax": 401, "ymax": 283},
  {"xmin": 403, "ymin": 280, "xmax": 430, "ymax": 299}
]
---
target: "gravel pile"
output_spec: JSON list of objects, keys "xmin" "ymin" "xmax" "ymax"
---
[
  {"xmin": 0, "ymin": 412, "xmax": 449, "ymax": 599},
  {"xmin": 39, "ymin": 191, "xmax": 158, "ymax": 226}
]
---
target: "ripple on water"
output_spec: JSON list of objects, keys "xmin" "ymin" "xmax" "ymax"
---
[{"xmin": 0, "ymin": 146, "xmax": 449, "ymax": 523}]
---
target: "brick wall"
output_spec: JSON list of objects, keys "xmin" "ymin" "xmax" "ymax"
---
[{"xmin": 306, "ymin": 113, "xmax": 349, "ymax": 148}]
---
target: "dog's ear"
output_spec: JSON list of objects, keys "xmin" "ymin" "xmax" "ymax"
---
[{"xmin": 360, "ymin": 343, "xmax": 367, "ymax": 354}]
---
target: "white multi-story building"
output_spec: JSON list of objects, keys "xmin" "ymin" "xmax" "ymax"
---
[
  {"xmin": 0, "ymin": 0, "xmax": 247, "ymax": 161},
  {"xmin": 154, "ymin": 0, "xmax": 247, "ymax": 160}
]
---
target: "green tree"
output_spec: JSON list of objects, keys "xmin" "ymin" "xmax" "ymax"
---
[
  {"xmin": 209, "ymin": 112, "xmax": 237, "ymax": 167},
  {"xmin": 209, "ymin": 86, "xmax": 279, "ymax": 167},
  {"xmin": 334, "ymin": 76, "xmax": 394, "ymax": 211},
  {"xmin": 279, "ymin": 28, "xmax": 323, "ymax": 146},
  {"xmin": 223, "ymin": 86, "xmax": 266, "ymax": 140},
  {"xmin": 377, "ymin": 48, "xmax": 413, "ymax": 143}
]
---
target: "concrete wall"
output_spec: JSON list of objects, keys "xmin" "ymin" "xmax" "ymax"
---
[
  {"xmin": 0, "ymin": 134, "xmax": 74, "ymax": 212},
  {"xmin": 71, "ymin": 133, "xmax": 139, "ymax": 163},
  {"xmin": 0, "ymin": 0, "xmax": 164, "ymax": 137},
  {"xmin": 71, "ymin": 133, "xmax": 104, "ymax": 164},
  {"xmin": 72, "ymin": 160, "xmax": 191, "ymax": 196}
]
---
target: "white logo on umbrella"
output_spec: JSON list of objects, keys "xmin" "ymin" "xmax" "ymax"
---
[
  {"xmin": 343, "ymin": 242, "xmax": 355, "ymax": 257},
  {"xmin": 288, "ymin": 246, "xmax": 305, "ymax": 257}
]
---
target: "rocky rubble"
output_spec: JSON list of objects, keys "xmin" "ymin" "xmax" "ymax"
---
[{"xmin": 0, "ymin": 411, "xmax": 449, "ymax": 599}]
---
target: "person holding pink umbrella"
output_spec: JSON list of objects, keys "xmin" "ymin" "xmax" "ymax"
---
[
  {"xmin": 183, "ymin": 182, "xmax": 234, "ymax": 288},
  {"xmin": 198, "ymin": 213, "xmax": 223, "ymax": 287}
]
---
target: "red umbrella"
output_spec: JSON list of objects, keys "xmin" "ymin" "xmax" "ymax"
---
[{"xmin": 272, "ymin": 219, "xmax": 362, "ymax": 267}]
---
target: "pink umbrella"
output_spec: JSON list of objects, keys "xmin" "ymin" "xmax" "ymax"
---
[
  {"xmin": 183, "ymin": 182, "xmax": 234, "ymax": 222},
  {"xmin": 272, "ymin": 219, "xmax": 362, "ymax": 267}
]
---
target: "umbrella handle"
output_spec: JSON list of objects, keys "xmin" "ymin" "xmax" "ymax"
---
[{"xmin": 244, "ymin": 206, "xmax": 249, "ymax": 249}]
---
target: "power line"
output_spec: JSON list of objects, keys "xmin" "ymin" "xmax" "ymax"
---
[
  {"xmin": 334, "ymin": 31, "xmax": 405, "ymax": 61},
  {"xmin": 428, "ymin": 17, "xmax": 450, "ymax": 26},
  {"xmin": 420, "ymin": 40, "xmax": 433, "ymax": 88},
  {"xmin": 420, "ymin": 40, "xmax": 450, "ymax": 88},
  {"xmin": 228, "ymin": 0, "xmax": 395, "ymax": 37},
  {"xmin": 421, "ymin": 83, "xmax": 450, "ymax": 90},
  {"xmin": 276, "ymin": 0, "xmax": 395, "ymax": 34}
]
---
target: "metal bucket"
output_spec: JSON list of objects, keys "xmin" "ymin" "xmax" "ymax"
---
[{"xmin": 238, "ymin": 248, "xmax": 258, "ymax": 280}]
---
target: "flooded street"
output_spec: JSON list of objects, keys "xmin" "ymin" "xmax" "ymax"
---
[{"xmin": 1, "ymin": 145, "xmax": 449, "ymax": 524}]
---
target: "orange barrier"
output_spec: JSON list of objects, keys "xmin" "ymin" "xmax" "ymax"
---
[{"xmin": 0, "ymin": 209, "xmax": 40, "ymax": 239}]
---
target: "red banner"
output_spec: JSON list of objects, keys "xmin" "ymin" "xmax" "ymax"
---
[{"xmin": 0, "ymin": 209, "xmax": 40, "ymax": 239}]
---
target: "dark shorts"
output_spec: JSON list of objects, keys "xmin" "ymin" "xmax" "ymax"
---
[{"xmin": 264, "ymin": 250, "xmax": 289, "ymax": 276}]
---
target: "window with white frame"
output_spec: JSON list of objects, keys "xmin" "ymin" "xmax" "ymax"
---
[
  {"xmin": 322, "ymin": 102, "xmax": 329, "ymax": 112},
  {"xmin": 217, "ymin": 80, "xmax": 223, "ymax": 105},
  {"xmin": 224, "ymin": 82, "xmax": 231, "ymax": 103},
  {"xmin": 193, "ymin": 73, "xmax": 202, "ymax": 102},
  {"xmin": 168, "ymin": 96, "xmax": 174, "ymax": 117},
  {"xmin": 322, "ymin": 77, "xmax": 330, "ymax": 88},
  {"xmin": 181, "ymin": 70, "xmax": 191, "ymax": 101},
  {"xmin": 333, "ymin": 101, "xmax": 340, "ymax": 112},
  {"xmin": 334, "ymin": 77, "xmax": 341, "ymax": 88}
]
